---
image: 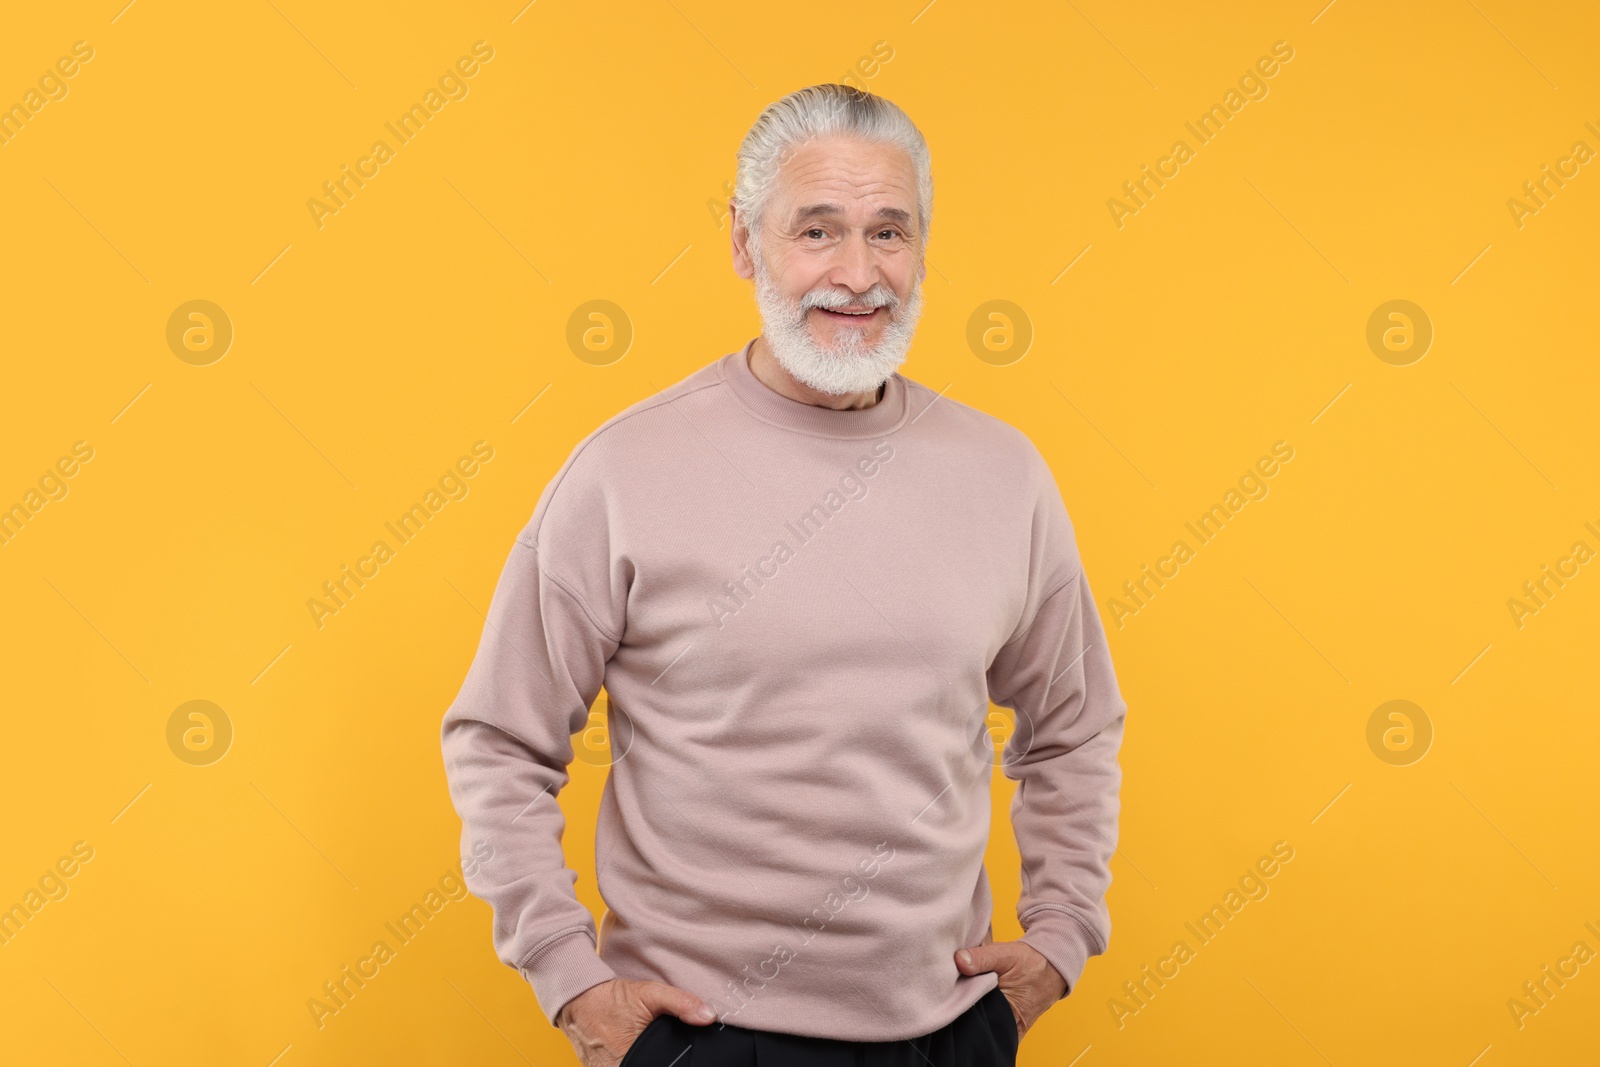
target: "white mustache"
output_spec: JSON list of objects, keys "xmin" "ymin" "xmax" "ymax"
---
[{"xmin": 804, "ymin": 294, "xmax": 896, "ymax": 312}]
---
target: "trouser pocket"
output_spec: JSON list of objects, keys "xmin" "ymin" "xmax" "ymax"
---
[
  {"xmin": 984, "ymin": 986, "xmax": 1020, "ymax": 1055},
  {"xmin": 617, "ymin": 1014, "xmax": 670, "ymax": 1067}
]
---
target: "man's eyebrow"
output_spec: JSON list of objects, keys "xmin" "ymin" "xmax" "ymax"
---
[{"xmin": 789, "ymin": 203, "xmax": 914, "ymax": 228}]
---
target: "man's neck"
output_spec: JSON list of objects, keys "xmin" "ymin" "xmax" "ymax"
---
[{"xmin": 748, "ymin": 335, "xmax": 885, "ymax": 411}]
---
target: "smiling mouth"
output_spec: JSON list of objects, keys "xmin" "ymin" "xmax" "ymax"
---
[{"xmin": 814, "ymin": 306, "xmax": 884, "ymax": 323}]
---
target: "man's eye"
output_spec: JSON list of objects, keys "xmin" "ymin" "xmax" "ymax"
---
[
  {"xmin": 876, "ymin": 229, "xmax": 901, "ymax": 240},
  {"xmin": 805, "ymin": 228, "xmax": 827, "ymax": 239}
]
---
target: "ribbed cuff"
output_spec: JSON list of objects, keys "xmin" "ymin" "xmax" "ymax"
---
[
  {"xmin": 518, "ymin": 930, "xmax": 620, "ymax": 1026},
  {"xmin": 1019, "ymin": 907, "xmax": 1104, "ymax": 998}
]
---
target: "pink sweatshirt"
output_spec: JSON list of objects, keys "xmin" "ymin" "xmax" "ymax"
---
[{"xmin": 440, "ymin": 338, "xmax": 1127, "ymax": 1041}]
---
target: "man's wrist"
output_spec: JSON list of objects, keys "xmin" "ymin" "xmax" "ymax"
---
[
  {"xmin": 518, "ymin": 930, "xmax": 619, "ymax": 1026},
  {"xmin": 1018, "ymin": 907, "xmax": 1102, "ymax": 997}
]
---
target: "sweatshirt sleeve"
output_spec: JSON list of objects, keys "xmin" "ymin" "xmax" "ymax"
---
[
  {"xmin": 985, "ymin": 448, "xmax": 1127, "ymax": 998},
  {"xmin": 440, "ymin": 450, "xmax": 628, "ymax": 1026}
]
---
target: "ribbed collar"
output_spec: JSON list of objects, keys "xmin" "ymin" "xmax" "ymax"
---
[{"xmin": 718, "ymin": 335, "xmax": 910, "ymax": 439}]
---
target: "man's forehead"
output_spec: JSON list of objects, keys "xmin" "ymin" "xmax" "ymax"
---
[{"xmin": 773, "ymin": 138, "xmax": 917, "ymax": 224}]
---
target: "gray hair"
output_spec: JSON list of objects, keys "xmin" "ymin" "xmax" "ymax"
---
[{"xmin": 733, "ymin": 83, "xmax": 932, "ymax": 260}]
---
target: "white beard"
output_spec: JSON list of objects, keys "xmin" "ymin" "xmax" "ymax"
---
[{"xmin": 753, "ymin": 249, "xmax": 922, "ymax": 397}]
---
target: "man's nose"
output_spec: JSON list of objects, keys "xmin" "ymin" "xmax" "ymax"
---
[{"xmin": 829, "ymin": 233, "xmax": 884, "ymax": 296}]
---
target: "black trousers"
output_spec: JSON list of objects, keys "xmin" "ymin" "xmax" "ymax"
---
[{"xmin": 618, "ymin": 985, "xmax": 1019, "ymax": 1066}]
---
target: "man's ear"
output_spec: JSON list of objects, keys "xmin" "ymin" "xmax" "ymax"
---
[{"xmin": 730, "ymin": 203, "xmax": 754, "ymax": 280}]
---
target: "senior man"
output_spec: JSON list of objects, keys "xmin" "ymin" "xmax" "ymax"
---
[{"xmin": 441, "ymin": 83, "xmax": 1127, "ymax": 1067}]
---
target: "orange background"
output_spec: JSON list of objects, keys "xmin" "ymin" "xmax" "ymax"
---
[{"xmin": 1, "ymin": 1, "xmax": 1597, "ymax": 1064}]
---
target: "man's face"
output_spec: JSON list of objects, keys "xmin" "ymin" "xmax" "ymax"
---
[{"xmin": 735, "ymin": 134, "xmax": 926, "ymax": 396}]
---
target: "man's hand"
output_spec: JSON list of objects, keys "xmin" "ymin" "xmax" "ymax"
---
[
  {"xmin": 954, "ymin": 941, "xmax": 1067, "ymax": 1040},
  {"xmin": 554, "ymin": 977, "xmax": 718, "ymax": 1067}
]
